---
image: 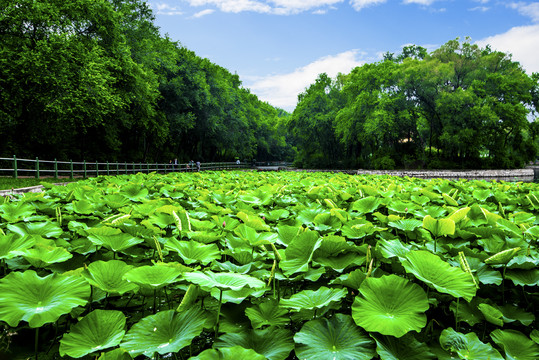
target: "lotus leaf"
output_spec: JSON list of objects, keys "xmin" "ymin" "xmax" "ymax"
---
[
  {"xmin": 280, "ymin": 286, "xmax": 347, "ymax": 311},
  {"xmin": 123, "ymin": 265, "xmax": 183, "ymax": 289},
  {"xmin": 439, "ymin": 328, "xmax": 503, "ymax": 360},
  {"xmin": 352, "ymin": 274, "xmax": 429, "ymax": 337},
  {"xmin": 0, "ymin": 233, "xmax": 34, "ymax": 260},
  {"xmin": 372, "ymin": 333, "xmax": 435, "ymax": 360},
  {"xmin": 0, "ymin": 270, "xmax": 90, "ymax": 327},
  {"xmin": 165, "ymin": 239, "xmax": 221, "ymax": 265},
  {"xmin": 120, "ymin": 308, "xmax": 206, "ymax": 357},
  {"xmin": 216, "ymin": 327, "xmax": 294, "ymax": 360},
  {"xmin": 8, "ymin": 221, "xmax": 63, "ymax": 238},
  {"xmin": 189, "ymin": 346, "xmax": 266, "ymax": 360},
  {"xmin": 98, "ymin": 348, "xmax": 132, "ymax": 360},
  {"xmin": 88, "ymin": 228, "xmax": 145, "ymax": 253},
  {"xmin": 59, "ymin": 310, "xmax": 126, "ymax": 358},
  {"xmin": 350, "ymin": 196, "xmax": 382, "ymax": 214},
  {"xmin": 484, "ymin": 247, "xmax": 521, "ymax": 265},
  {"xmin": 478, "ymin": 303, "xmax": 504, "ymax": 326},
  {"xmin": 16, "ymin": 243, "xmax": 73, "ymax": 267},
  {"xmin": 245, "ymin": 300, "xmax": 289, "ymax": 329},
  {"xmin": 183, "ymin": 271, "xmax": 265, "ymax": 291},
  {"xmin": 490, "ymin": 329, "xmax": 539, "ymax": 360},
  {"xmin": 506, "ymin": 269, "xmax": 539, "ymax": 286},
  {"xmin": 83, "ymin": 260, "xmax": 138, "ymax": 295},
  {"xmin": 400, "ymin": 250, "xmax": 477, "ymax": 301},
  {"xmin": 422, "ymin": 215, "xmax": 455, "ymax": 237},
  {"xmin": 294, "ymin": 313, "xmax": 375, "ymax": 360},
  {"xmin": 280, "ymin": 230, "xmax": 323, "ymax": 276},
  {"xmin": 0, "ymin": 201, "xmax": 36, "ymax": 223}
]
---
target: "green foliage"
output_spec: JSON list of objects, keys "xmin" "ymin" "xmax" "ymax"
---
[
  {"xmin": 0, "ymin": 171, "xmax": 537, "ymax": 359},
  {"xmin": 294, "ymin": 37, "xmax": 538, "ymax": 169}
]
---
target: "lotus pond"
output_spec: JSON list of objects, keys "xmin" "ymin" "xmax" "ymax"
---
[{"xmin": 0, "ymin": 171, "xmax": 538, "ymax": 359}]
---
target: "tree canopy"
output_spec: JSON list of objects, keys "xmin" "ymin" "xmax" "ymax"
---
[
  {"xmin": 0, "ymin": 0, "xmax": 292, "ymax": 163},
  {"xmin": 290, "ymin": 39, "xmax": 539, "ymax": 169}
]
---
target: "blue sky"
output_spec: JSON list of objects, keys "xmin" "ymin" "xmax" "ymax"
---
[{"xmin": 146, "ymin": 0, "xmax": 539, "ymax": 111}]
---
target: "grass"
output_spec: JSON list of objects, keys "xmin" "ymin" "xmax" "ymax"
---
[{"xmin": 0, "ymin": 177, "xmax": 80, "ymax": 191}]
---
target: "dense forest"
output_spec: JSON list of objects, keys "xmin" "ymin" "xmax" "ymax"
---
[
  {"xmin": 1, "ymin": 1, "xmax": 538, "ymax": 168},
  {"xmin": 289, "ymin": 41, "xmax": 539, "ymax": 169},
  {"xmin": 0, "ymin": 0, "xmax": 292, "ymax": 163}
]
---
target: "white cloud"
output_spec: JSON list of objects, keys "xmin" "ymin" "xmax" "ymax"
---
[
  {"xmin": 469, "ymin": 6, "xmax": 489, "ymax": 12},
  {"xmin": 192, "ymin": 8, "xmax": 215, "ymax": 17},
  {"xmin": 477, "ymin": 24, "xmax": 539, "ymax": 74},
  {"xmin": 244, "ymin": 50, "xmax": 368, "ymax": 111},
  {"xmin": 508, "ymin": 2, "xmax": 539, "ymax": 22},
  {"xmin": 349, "ymin": 0, "xmax": 387, "ymax": 11},
  {"xmin": 402, "ymin": 0, "xmax": 437, "ymax": 5},
  {"xmin": 154, "ymin": 3, "xmax": 183, "ymax": 15},
  {"xmin": 183, "ymin": 0, "xmax": 345, "ymax": 14}
]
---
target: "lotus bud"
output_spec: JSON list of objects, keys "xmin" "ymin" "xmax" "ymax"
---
[
  {"xmin": 223, "ymin": 221, "xmax": 226, "ymax": 228},
  {"xmin": 405, "ymin": 207, "xmax": 408, "ymax": 213},
  {"xmin": 262, "ymin": 216, "xmax": 265, "ymax": 221}
]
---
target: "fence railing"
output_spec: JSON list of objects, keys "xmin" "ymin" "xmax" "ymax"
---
[{"xmin": 0, "ymin": 156, "xmax": 250, "ymax": 179}]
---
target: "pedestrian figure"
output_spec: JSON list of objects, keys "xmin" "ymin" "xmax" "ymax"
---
[{"xmin": 196, "ymin": 161, "xmax": 201, "ymax": 171}]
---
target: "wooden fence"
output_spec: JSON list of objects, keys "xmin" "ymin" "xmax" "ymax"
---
[{"xmin": 0, "ymin": 156, "xmax": 250, "ymax": 179}]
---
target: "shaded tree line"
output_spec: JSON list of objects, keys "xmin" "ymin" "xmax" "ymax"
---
[
  {"xmin": 0, "ymin": 0, "xmax": 293, "ymax": 163},
  {"xmin": 289, "ymin": 39, "xmax": 539, "ymax": 169}
]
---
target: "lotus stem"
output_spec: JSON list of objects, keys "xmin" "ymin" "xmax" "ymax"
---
[
  {"xmin": 35, "ymin": 327, "xmax": 39, "ymax": 360},
  {"xmin": 215, "ymin": 289, "xmax": 223, "ymax": 339},
  {"xmin": 455, "ymin": 297, "xmax": 460, "ymax": 331},
  {"xmin": 164, "ymin": 286, "xmax": 172, "ymax": 310},
  {"xmin": 153, "ymin": 289, "xmax": 157, "ymax": 314}
]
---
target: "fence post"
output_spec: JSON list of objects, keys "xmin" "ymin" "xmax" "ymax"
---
[
  {"xmin": 106, "ymin": 161, "xmax": 110, "ymax": 176},
  {"xmin": 13, "ymin": 155, "xmax": 17, "ymax": 179},
  {"xmin": 116, "ymin": 162, "xmax": 119, "ymax": 176},
  {"xmin": 132, "ymin": 162, "xmax": 135, "ymax": 174},
  {"xmin": 35, "ymin": 157, "xmax": 40, "ymax": 179},
  {"xmin": 70, "ymin": 160, "xmax": 73, "ymax": 179},
  {"xmin": 96, "ymin": 161, "xmax": 99, "ymax": 177},
  {"xmin": 125, "ymin": 162, "xmax": 128, "ymax": 174},
  {"xmin": 83, "ymin": 160, "xmax": 87, "ymax": 178},
  {"xmin": 54, "ymin": 158, "xmax": 58, "ymax": 179},
  {"xmin": 147, "ymin": 162, "xmax": 150, "ymax": 174}
]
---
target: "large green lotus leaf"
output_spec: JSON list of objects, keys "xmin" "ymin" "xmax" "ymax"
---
[
  {"xmin": 264, "ymin": 209, "xmax": 290, "ymax": 222},
  {"xmin": 234, "ymin": 224, "xmax": 278, "ymax": 246},
  {"xmin": 350, "ymin": 196, "xmax": 382, "ymax": 215},
  {"xmin": 294, "ymin": 313, "xmax": 376, "ymax": 360},
  {"xmin": 280, "ymin": 230, "xmax": 323, "ymax": 276},
  {"xmin": 0, "ymin": 270, "xmax": 90, "ymax": 327},
  {"xmin": 245, "ymin": 300, "xmax": 289, "ymax": 329},
  {"xmin": 276, "ymin": 225, "xmax": 301, "ymax": 245},
  {"xmin": 189, "ymin": 346, "xmax": 266, "ymax": 360},
  {"xmin": 414, "ymin": 205, "xmax": 447, "ymax": 218},
  {"xmin": 531, "ymin": 330, "xmax": 539, "ymax": 344},
  {"xmin": 97, "ymin": 348, "xmax": 132, "ymax": 360},
  {"xmin": 296, "ymin": 207, "xmax": 326, "ymax": 225},
  {"xmin": 507, "ymin": 255, "xmax": 538, "ymax": 270},
  {"xmin": 314, "ymin": 252, "xmax": 364, "ymax": 272},
  {"xmin": 491, "ymin": 329, "xmax": 539, "ymax": 360},
  {"xmin": 0, "ymin": 201, "xmax": 36, "ymax": 223},
  {"xmin": 121, "ymin": 308, "xmax": 206, "ymax": 357},
  {"xmin": 72, "ymin": 199, "xmax": 96, "ymax": 214},
  {"xmin": 123, "ymin": 265, "xmax": 183, "ymax": 289},
  {"xmin": 352, "ymin": 274, "xmax": 428, "ymax": 338},
  {"xmin": 376, "ymin": 238, "xmax": 412, "ymax": 260},
  {"xmin": 87, "ymin": 228, "xmax": 145, "ymax": 253},
  {"xmin": 60, "ymin": 310, "xmax": 126, "ymax": 358},
  {"xmin": 473, "ymin": 189, "xmax": 492, "ymax": 202},
  {"xmin": 484, "ymin": 247, "xmax": 521, "ymax": 265},
  {"xmin": 506, "ymin": 269, "xmax": 539, "ymax": 286},
  {"xmin": 165, "ymin": 239, "xmax": 221, "ymax": 265},
  {"xmin": 478, "ymin": 303, "xmax": 504, "ymax": 326},
  {"xmin": 236, "ymin": 211, "xmax": 270, "ymax": 231},
  {"xmin": 388, "ymin": 219, "xmax": 423, "ymax": 232},
  {"xmin": 0, "ymin": 233, "xmax": 35, "ymax": 260},
  {"xmin": 439, "ymin": 328, "xmax": 503, "ymax": 360},
  {"xmin": 498, "ymin": 304, "xmax": 535, "ymax": 326},
  {"xmin": 476, "ymin": 265, "xmax": 503, "ymax": 285},
  {"xmin": 497, "ymin": 218, "xmax": 523, "ymax": 238},
  {"xmin": 525, "ymin": 225, "xmax": 539, "ymax": 239},
  {"xmin": 280, "ymin": 286, "xmax": 346, "ymax": 311},
  {"xmin": 210, "ymin": 287, "xmax": 266, "ymax": 304},
  {"xmin": 8, "ymin": 221, "xmax": 63, "ymax": 238},
  {"xmin": 330, "ymin": 268, "xmax": 366, "ymax": 289},
  {"xmin": 340, "ymin": 219, "xmax": 380, "ymax": 239},
  {"xmin": 372, "ymin": 333, "xmax": 435, "ymax": 360},
  {"xmin": 216, "ymin": 327, "xmax": 293, "ymax": 360},
  {"xmin": 400, "ymin": 250, "xmax": 476, "ymax": 301},
  {"xmin": 448, "ymin": 207, "xmax": 471, "ymax": 223},
  {"xmin": 315, "ymin": 235, "xmax": 354, "ymax": 257},
  {"xmin": 422, "ymin": 216, "xmax": 455, "ymax": 237},
  {"xmin": 83, "ymin": 260, "xmax": 138, "ymax": 295},
  {"xmin": 16, "ymin": 244, "xmax": 73, "ymax": 268},
  {"xmin": 183, "ymin": 271, "xmax": 265, "ymax": 291},
  {"xmin": 450, "ymin": 300, "xmax": 484, "ymax": 326},
  {"xmin": 119, "ymin": 185, "xmax": 149, "ymax": 201},
  {"xmin": 103, "ymin": 194, "xmax": 131, "ymax": 209}
]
